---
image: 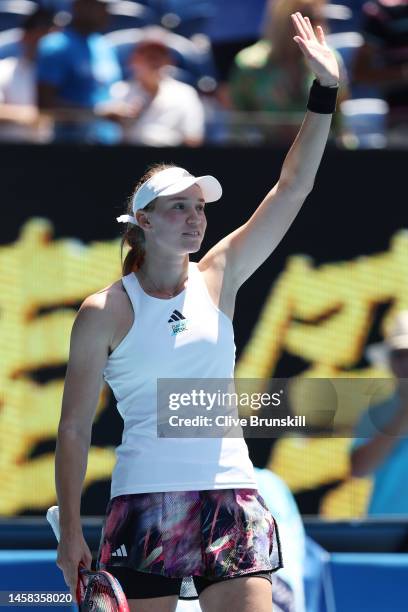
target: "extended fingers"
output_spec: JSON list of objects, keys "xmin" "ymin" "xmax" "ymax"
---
[
  {"xmin": 291, "ymin": 12, "xmax": 312, "ymax": 40},
  {"xmin": 316, "ymin": 25, "xmax": 326, "ymax": 45},
  {"xmin": 293, "ymin": 35, "xmax": 311, "ymax": 57},
  {"xmin": 304, "ymin": 16, "xmax": 318, "ymax": 40}
]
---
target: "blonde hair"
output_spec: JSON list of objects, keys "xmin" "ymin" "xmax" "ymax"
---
[{"xmin": 120, "ymin": 162, "xmax": 176, "ymax": 275}]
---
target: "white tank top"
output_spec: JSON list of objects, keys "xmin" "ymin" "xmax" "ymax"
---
[{"xmin": 104, "ymin": 261, "xmax": 257, "ymax": 498}]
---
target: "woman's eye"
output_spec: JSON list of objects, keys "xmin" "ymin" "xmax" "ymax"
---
[{"xmin": 174, "ymin": 203, "xmax": 184, "ymax": 209}]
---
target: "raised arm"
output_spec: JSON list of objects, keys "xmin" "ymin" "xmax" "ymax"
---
[{"xmin": 202, "ymin": 13, "xmax": 340, "ymax": 290}]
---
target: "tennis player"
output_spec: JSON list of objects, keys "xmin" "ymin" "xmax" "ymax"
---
[{"xmin": 55, "ymin": 13, "xmax": 339, "ymax": 612}]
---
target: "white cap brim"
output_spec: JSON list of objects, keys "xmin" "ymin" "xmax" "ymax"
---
[
  {"xmin": 117, "ymin": 167, "xmax": 223, "ymax": 226},
  {"xmin": 158, "ymin": 175, "xmax": 222, "ymax": 203}
]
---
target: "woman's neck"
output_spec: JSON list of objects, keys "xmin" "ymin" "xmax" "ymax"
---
[{"xmin": 137, "ymin": 254, "xmax": 189, "ymax": 295}]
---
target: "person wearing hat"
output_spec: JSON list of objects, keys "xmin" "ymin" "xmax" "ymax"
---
[
  {"xmin": 351, "ymin": 311, "xmax": 408, "ymax": 515},
  {"xmin": 54, "ymin": 13, "xmax": 339, "ymax": 612},
  {"xmin": 111, "ymin": 30, "xmax": 205, "ymax": 147}
]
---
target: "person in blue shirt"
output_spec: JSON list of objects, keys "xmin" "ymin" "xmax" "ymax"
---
[
  {"xmin": 351, "ymin": 311, "xmax": 408, "ymax": 515},
  {"xmin": 37, "ymin": 0, "xmax": 132, "ymax": 143}
]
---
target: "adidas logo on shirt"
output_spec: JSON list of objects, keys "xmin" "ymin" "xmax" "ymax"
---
[
  {"xmin": 111, "ymin": 544, "xmax": 127, "ymax": 558},
  {"xmin": 168, "ymin": 310, "xmax": 187, "ymax": 336}
]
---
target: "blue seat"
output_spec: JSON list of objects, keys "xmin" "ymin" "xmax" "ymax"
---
[
  {"xmin": 0, "ymin": 26, "xmax": 21, "ymax": 57},
  {"xmin": 120, "ymin": 0, "xmax": 216, "ymax": 37},
  {"xmin": 304, "ymin": 536, "xmax": 336, "ymax": 612},
  {"xmin": 331, "ymin": 0, "xmax": 366, "ymax": 30},
  {"xmin": 340, "ymin": 98, "xmax": 389, "ymax": 148},
  {"xmin": 105, "ymin": 1, "xmax": 157, "ymax": 33},
  {"xmin": 0, "ymin": 0, "xmax": 37, "ymax": 32},
  {"xmin": 158, "ymin": 1, "xmax": 216, "ymax": 37},
  {"xmin": 105, "ymin": 26, "xmax": 216, "ymax": 88}
]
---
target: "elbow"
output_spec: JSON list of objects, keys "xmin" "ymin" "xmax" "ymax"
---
[
  {"xmin": 57, "ymin": 423, "xmax": 91, "ymax": 446},
  {"xmin": 277, "ymin": 178, "xmax": 314, "ymax": 201}
]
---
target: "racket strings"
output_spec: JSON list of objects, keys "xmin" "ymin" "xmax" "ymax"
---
[{"xmin": 80, "ymin": 573, "xmax": 127, "ymax": 612}]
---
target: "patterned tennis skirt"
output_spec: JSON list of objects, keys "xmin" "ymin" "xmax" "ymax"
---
[{"xmin": 97, "ymin": 488, "xmax": 283, "ymax": 599}]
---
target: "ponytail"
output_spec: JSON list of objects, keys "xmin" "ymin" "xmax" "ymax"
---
[
  {"xmin": 120, "ymin": 225, "xmax": 146, "ymax": 276},
  {"xmin": 119, "ymin": 162, "xmax": 176, "ymax": 276}
]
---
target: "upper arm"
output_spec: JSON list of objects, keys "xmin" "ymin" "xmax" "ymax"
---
[
  {"xmin": 202, "ymin": 182, "xmax": 308, "ymax": 290},
  {"xmin": 58, "ymin": 295, "xmax": 115, "ymax": 438}
]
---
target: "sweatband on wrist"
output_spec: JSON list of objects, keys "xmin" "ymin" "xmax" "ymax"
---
[{"xmin": 307, "ymin": 79, "xmax": 339, "ymax": 114}]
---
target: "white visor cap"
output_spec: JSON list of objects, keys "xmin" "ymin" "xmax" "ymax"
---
[{"xmin": 117, "ymin": 167, "xmax": 223, "ymax": 226}]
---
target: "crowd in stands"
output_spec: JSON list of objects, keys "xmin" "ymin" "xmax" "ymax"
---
[{"xmin": 0, "ymin": 0, "xmax": 406, "ymax": 146}]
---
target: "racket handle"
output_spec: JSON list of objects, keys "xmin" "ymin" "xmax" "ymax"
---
[
  {"xmin": 46, "ymin": 506, "xmax": 61, "ymax": 542},
  {"xmin": 47, "ymin": 506, "xmax": 86, "ymax": 605}
]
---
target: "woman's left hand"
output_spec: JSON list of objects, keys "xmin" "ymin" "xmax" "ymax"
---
[{"xmin": 291, "ymin": 12, "xmax": 339, "ymax": 87}]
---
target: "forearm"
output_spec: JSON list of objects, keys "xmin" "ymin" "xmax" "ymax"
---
[
  {"xmin": 40, "ymin": 107, "xmax": 95, "ymax": 122},
  {"xmin": 351, "ymin": 436, "xmax": 399, "ymax": 477},
  {"xmin": 279, "ymin": 109, "xmax": 332, "ymax": 195},
  {"xmin": 0, "ymin": 103, "xmax": 38, "ymax": 124},
  {"xmin": 55, "ymin": 426, "xmax": 91, "ymax": 536},
  {"xmin": 351, "ymin": 411, "xmax": 408, "ymax": 477}
]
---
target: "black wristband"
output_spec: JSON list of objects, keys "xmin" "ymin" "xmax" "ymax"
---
[{"xmin": 307, "ymin": 79, "xmax": 339, "ymax": 114}]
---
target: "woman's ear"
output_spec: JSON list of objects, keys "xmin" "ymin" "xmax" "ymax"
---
[{"xmin": 136, "ymin": 212, "xmax": 150, "ymax": 229}]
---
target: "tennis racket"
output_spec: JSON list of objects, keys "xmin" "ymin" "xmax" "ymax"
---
[{"xmin": 46, "ymin": 506, "xmax": 129, "ymax": 612}]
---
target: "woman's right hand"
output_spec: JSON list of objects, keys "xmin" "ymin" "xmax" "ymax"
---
[{"xmin": 56, "ymin": 533, "xmax": 93, "ymax": 601}]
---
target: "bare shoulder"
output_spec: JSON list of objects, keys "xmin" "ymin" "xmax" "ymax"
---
[
  {"xmin": 77, "ymin": 281, "xmax": 124, "ymax": 319},
  {"xmin": 74, "ymin": 280, "xmax": 132, "ymax": 349}
]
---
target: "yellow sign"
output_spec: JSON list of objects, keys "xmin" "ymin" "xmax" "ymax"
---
[{"xmin": 0, "ymin": 220, "xmax": 407, "ymax": 516}]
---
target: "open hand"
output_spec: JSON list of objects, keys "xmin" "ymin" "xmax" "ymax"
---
[{"xmin": 291, "ymin": 12, "xmax": 339, "ymax": 87}]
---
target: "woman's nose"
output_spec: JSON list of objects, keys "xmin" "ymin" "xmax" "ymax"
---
[{"xmin": 187, "ymin": 210, "xmax": 200, "ymax": 223}]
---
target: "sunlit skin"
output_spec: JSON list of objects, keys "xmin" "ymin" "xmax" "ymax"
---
[
  {"xmin": 129, "ymin": 44, "xmax": 173, "ymax": 97},
  {"xmin": 55, "ymin": 11, "xmax": 340, "ymax": 610},
  {"xmin": 135, "ymin": 183, "xmax": 207, "ymax": 293}
]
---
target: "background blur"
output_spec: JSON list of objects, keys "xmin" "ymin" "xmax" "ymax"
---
[
  {"xmin": 1, "ymin": 2, "xmax": 408, "ymax": 610},
  {"xmin": 1, "ymin": 144, "xmax": 407, "ymax": 519}
]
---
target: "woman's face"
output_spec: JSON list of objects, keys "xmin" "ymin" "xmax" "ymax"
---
[{"xmin": 139, "ymin": 183, "xmax": 208, "ymax": 254}]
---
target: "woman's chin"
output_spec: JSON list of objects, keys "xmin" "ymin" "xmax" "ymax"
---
[
  {"xmin": 186, "ymin": 245, "xmax": 201, "ymax": 254},
  {"xmin": 179, "ymin": 238, "xmax": 203, "ymax": 254}
]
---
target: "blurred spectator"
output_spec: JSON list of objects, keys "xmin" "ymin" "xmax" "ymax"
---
[
  {"xmin": 111, "ymin": 31, "xmax": 205, "ymax": 146},
  {"xmin": 0, "ymin": 8, "xmax": 54, "ymax": 142},
  {"xmin": 350, "ymin": 311, "xmax": 408, "ymax": 515},
  {"xmin": 37, "ymin": 0, "xmax": 129, "ymax": 144},
  {"xmin": 228, "ymin": 0, "xmax": 348, "ymax": 143},
  {"xmin": 203, "ymin": 0, "xmax": 268, "ymax": 106},
  {"xmin": 352, "ymin": 0, "xmax": 408, "ymax": 143}
]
